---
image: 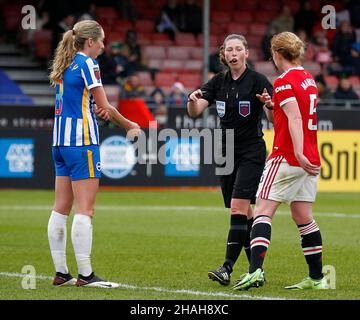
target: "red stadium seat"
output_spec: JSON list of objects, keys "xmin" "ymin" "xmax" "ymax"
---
[
  {"xmin": 95, "ymin": 7, "xmax": 118, "ymax": 22},
  {"xmin": 254, "ymin": 11, "xmax": 277, "ymax": 23},
  {"xmin": 152, "ymin": 33, "xmax": 174, "ymax": 46},
  {"xmin": 190, "ymin": 47, "xmax": 204, "ymax": 60},
  {"xmin": 211, "ymin": 11, "xmax": 232, "ymax": 23},
  {"xmin": 226, "ymin": 23, "xmax": 249, "ymax": 35},
  {"xmin": 246, "ymin": 35, "xmax": 263, "ymax": 49},
  {"xmin": 175, "ymin": 33, "xmax": 197, "ymax": 46},
  {"xmin": 259, "ymin": 0, "xmax": 280, "ymax": 11},
  {"xmin": 236, "ymin": 0, "xmax": 258, "ymax": 10},
  {"xmin": 167, "ymin": 47, "xmax": 190, "ymax": 60},
  {"xmin": 155, "ymin": 72, "xmax": 177, "ymax": 87},
  {"xmin": 143, "ymin": 46, "xmax": 167, "ymax": 59},
  {"xmin": 210, "ymin": 23, "xmax": 227, "ymax": 35},
  {"xmin": 137, "ymin": 71, "xmax": 153, "ymax": 86},
  {"xmin": 232, "ymin": 11, "xmax": 253, "ymax": 23},
  {"xmin": 183, "ymin": 60, "xmax": 203, "ymax": 72},
  {"xmin": 135, "ymin": 20, "xmax": 155, "ymax": 33},
  {"xmin": 34, "ymin": 30, "xmax": 52, "ymax": 59},
  {"xmin": 303, "ymin": 62, "xmax": 322, "ymax": 77},
  {"xmin": 249, "ymin": 23, "xmax": 268, "ymax": 36},
  {"xmin": 136, "ymin": 33, "xmax": 153, "ymax": 45},
  {"xmin": 147, "ymin": 59, "xmax": 163, "ymax": 70},
  {"xmin": 113, "ymin": 19, "xmax": 133, "ymax": 33},
  {"xmin": 253, "ymin": 61, "xmax": 277, "ymax": 77},
  {"xmin": 197, "ymin": 34, "xmax": 221, "ymax": 47},
  {"xmin": 324, "ymin": 76, "xmax": 339, "ymax": 92},
  {"xmin": 178, "ymin": 73, "xmax": 202, "ymax": 89},
  {"xmin": 212, "ymin": 0, "xmax": 236, "ymax": 11},
  {"xmin": 162, "ymin": 59, "xmax": 184, "ymax": 72}
]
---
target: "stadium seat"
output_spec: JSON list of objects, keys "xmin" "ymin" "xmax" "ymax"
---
[
  {"xmin": 135, "ymin": 20, "xmax": 155, "ymax": 33},
  {"xmin": 155, "ymin": 72, "xmax": 177, "ymax": 87},
  {"xmin": 3, "ymin": 4, "xmax": 22, "ymax": 31},
  {"xmin": 190, "ymin": 47, "xmax": 204, "ymax": 60},
  {"xmin": 147, "ymin": 59, "xmax": 163, "ymax": 70},
  {"xmin": 167, "ymin": 47, "xmax": 190, "ymax": 60},
  {"xmin": 152, "ymin": 33, "xmax": 173, "ymax": 46},
  {"xmin": 236, "ymin": 0, "xmax": 258, "ymax": 11},
  {"xmin": 303, "ymin": 62, "xmax": 322, "ymax": 77},
  {"xmin": 178, "ymin": 73, "xmax": 202, "ymax": 89},
  {"xmin": 210, "ymin": 23, "xmax": 227, "ymax": 35},
  {"xmin": 183, "ymin": 60, "xmax": 203, "ymax": 72},
  {"xmin": 231, "ymin": 11, "xmax": 253, "ymax": 23},
  {"xmin": 137, "ymin": 71, "xmax": 153, "ymax": 86},
  {"xmin": 197, "ymin": 34, "xmax": 220, "ymax": 47},
  {"xmin": 175, "ymin": 33, "xmax": 197, "ymax": 46},
  {"xmin": 246, "ymin": 35, "xmax": 263, "ymax": 49},
  {"xmin": 106, "ymin": 31, "xmax": 126, "ymax": 44},
  {"xmin": 226, "ymin": 23, "xmax": 249, "ymax": 35},
  {"xmin": 143, "ymin": 46, "xmax": 167, "ymax": 60},
  {"xmin": 253, "ymin": 61, "xmax": 277, "ymax": 77},
  {"xmin": 259, "ymin": 0, "xmax": 280, "ymax": 11},
  {"xmin": 249, "ymin": 23, "xmax": 268, "ymax": 36},
  {"xmin": 34, "ymin": 30, "xmax": 52, "ymax": 59},
  {"xmin": 95, "ymin": 7, "xmax": 118, "ymax": 22},
  {"xmin": 212, "ymin": 0, "xmax": 236, "ymax": 11},
  {"xmin": 162, "ymin": 59, "xmax": 184, "ymax": 72},
  {"xmin": 113, "ymin": 20, "xmax": 133, "ymax": 33},
  {"xmin": 254, "ymin": 11, "xmax": 275, "ymax": 24},
  {"xmin": 211, "ymin": 11, "xmax": 232, "ymax": 24},
  {"xmin": 136, "ymin": 33, "xmax": 153, "ymax": 45},
  {"xmin": 324, "ymin": 76, "xmax": 339, "ymax": 92}
]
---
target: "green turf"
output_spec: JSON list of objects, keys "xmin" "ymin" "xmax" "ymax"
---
[{"xmin": 0, "ymin": 190, "xmax": 359, "ymax": 300}]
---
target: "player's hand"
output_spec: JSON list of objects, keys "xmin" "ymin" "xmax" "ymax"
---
[
  {"xmin": 296, "ymin": 153, "xmax": 321, "ymax": 176},
  {"xmin": 256, "ymin": 88, "xmax": 273, "ymax": 109},
  {"xmin": 125, "ymin": 121, "xmax": 141, "ymax": 139},
  {"xmin": 94, "ymin": 104, "xmax": 111, "ymax": 121},
  {"xmin": 189, "ymin": 89, "xmax": 203, "ymax": 102}
]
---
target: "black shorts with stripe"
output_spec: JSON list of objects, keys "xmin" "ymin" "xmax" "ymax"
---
[{"xmin": 219, "ymin": 139, "xmax": 266, "ymax": 208}]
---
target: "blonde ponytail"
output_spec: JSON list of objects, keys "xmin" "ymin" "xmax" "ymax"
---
[
  {"xmin": 49, "ymin": 30, "xmax": 76, "ymax": 86},
  {"xmin": 49, "ymin": 20, "xmax": 103, "ymax": 86}
]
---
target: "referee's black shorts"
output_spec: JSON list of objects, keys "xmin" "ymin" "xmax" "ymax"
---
[{"xmin": 219, "ymin": 139, "xmax": 266, "ymax": 208}]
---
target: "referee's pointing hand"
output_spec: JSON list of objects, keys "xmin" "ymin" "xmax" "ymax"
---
[{"xmin": 256, "ymin": 88, "xmax": 273, "ymax": 109}]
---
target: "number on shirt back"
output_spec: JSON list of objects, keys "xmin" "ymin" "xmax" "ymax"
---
[{"xmin": 308, "ymin": 94, "xmax": 317, "ymax": 131}]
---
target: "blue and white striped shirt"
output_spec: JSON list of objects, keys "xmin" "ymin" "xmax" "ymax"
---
[{"xmin": 52, "ymin": 52, "xmax": 102, "ymax": 147}]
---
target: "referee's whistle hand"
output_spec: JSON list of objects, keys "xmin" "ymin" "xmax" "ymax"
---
[
  {"xmin": 189, "ymin": 89, "xmax": 203, "ymax": 102},
  {"xmin": 256, "ymin": 88, "xmax": 272, "ymax": 106}
]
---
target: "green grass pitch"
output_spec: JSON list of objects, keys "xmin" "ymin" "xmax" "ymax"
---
[{"xmin": 0, "ymin": 190, "xmax": 359, "ymax": 300}]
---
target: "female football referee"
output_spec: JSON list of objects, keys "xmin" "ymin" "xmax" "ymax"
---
[
  {"xmin": 187, "ymin": 34, "xmax": 274, "ymax": 286},
  {"xmin": 48, "ymin": 20, "xmax": 140, "ymax": 288}
]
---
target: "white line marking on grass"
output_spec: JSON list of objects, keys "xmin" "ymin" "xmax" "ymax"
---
[
  {"xmin": 0, "ymin": 271, "xmax": 292, "ymax": 300},
  {"xmin": 0, "ymin": 205, "xmax": 359, "ymax": 219}
]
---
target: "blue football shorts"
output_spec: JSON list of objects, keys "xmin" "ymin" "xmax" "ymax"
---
[{"xmin": 52, "ymin": 145, "xmax": 101, "ymax": 181}]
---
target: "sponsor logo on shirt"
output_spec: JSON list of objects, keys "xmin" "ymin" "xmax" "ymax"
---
[{"xmin": 275, "ymin": 84, "xmax": 292, "ymax": 93}]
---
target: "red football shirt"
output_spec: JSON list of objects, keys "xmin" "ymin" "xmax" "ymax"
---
[{"xmin": 269, "ymin": 67, "xmax": 321, "ymax": 166}]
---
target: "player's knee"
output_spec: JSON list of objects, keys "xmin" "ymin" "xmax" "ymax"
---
[{"xmin": 230, "ymin": 207, "xmax": 247, "ymax": 216}]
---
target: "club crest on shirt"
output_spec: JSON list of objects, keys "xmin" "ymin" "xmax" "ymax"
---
[
  {"xmin": 93, "ymin": 66, "xmax": 101, "ymax": 81},
  {"xmin": 216, "ymin": 100, "xmax": 226, "ymax": 117},
  {"xmin": 239, "ymin": 101, "xmax": 251, "ymax": 117}
]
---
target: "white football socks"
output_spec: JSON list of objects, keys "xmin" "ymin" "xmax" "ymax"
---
[
  {"xmin": 71, "ymin": 214, "xmax": 93, "ymax": 277},
  {"xmin": 47, "ymin": 210, "xmax": 69, "ymax": 274}
]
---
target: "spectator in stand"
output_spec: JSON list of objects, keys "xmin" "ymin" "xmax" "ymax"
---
[
  {"xmin": 166, "ymin": 81, "xmax": 188, "ymax": 107},
  {"xmin": 52, "ymin": 13, "xmax": 76, "ymax": 53},
  {"xmin": 262, "ymin": 26, "xmax": 279, "ymax": 61},
  {"xmin": 296, "ymin": 29, "xmax": 315, "ymax": 61},
  {"xmin": 179, "ymin": 0, "xmax": 202, "ymax": 36},
  {"xmin": 77, "ymin": 2, "xmax": 96, "ymax": 21},
  {"xmin": 122, "ymin": 73, "xmax": 148, "ymax": 99},
  {"xmin": 350, "ymin": 43, "xmax": 360, "ymax": 76},
  {"xmin": 332, "ymin": 20, "xmax": 357, "ymax": 75},
  {"xmin": 294, "ymin": 1, "xmax": 318, "ymax": 37},
  {"xmin": 156, "ymin": 0, "xmax": 181, "ymax": 41},
  {"xmin": 315, "ymin": 75, "xmax": 334, "ymax": 101},
  {"xmin": 124, "ymin": 30, "xmax": 144, "ymax": 72},
  {"xmin": 97, "ymin": 51, "xmax": 118, "ymax": 85},
  {"xmin": 334, "ymin": 76, "xmax": 359, "ymax": 101},
  {"xmin": 109, "ymin": 41, "xmax": 132, "ymax": 79},
  {"xmin": 209, "ymin": 49, "xmax": 225, "ymax": 77},
  {"xmin": 149, "ymin": 88, "xmax": 168, "ymax": 125},
  {"xmin": 269, "ymin": 5, "xmax": 294, "ymax": 33},
  {"xmin": 347, "ymin": 0, "xmax": 360, "ymax": 29}
]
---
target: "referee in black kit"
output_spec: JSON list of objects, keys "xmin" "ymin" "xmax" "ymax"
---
[{"xmin": 187, "ymin": 34, "xmax": 274, "ymax": 286}]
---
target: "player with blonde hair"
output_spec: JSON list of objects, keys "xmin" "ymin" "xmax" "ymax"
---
[
  {"xmin": 234, "ymin": 32, "xmax": 329, "ymax": 291},
  {"xmin": 48, "ymin": 20, "xmax": 140, "ymax": 288}
]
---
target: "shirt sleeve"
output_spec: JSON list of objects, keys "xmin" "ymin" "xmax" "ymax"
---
[
  {"xmin": 81, "ymin": 58, "xmax": 103, "ymax": 90},
  {"xmin": 199, "ymin": 73, "xmax": 219, "ymax": 105},
  {"xmin": 273, "ymin": 77, "xmax": 296, "ymax": 108}
]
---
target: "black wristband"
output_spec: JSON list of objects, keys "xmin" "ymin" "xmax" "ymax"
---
[{"xmin": 265, "ymin": 104, "xmax": 273, "ymax": 110}]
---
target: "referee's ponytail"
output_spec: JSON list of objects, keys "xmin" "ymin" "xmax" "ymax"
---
[{"xmin": 49, "ymin": 20, "xmax": 103, "ymax": 86}]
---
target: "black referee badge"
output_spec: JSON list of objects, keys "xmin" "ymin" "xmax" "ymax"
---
[
  {"xmin": 239, "ymin": 101, "xmax": 251, "ymax": 117},
  {"xmin": 216, "ymin": 100, "xmax": 226, "ymax": 118}
]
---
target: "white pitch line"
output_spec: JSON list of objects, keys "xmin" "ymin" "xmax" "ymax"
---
[
  {"xmin": 0, "ymin": 205, "xmax": 359, "ymax": 219},
  {"xmin": 0, "ymin": 271, "xmax": 291, "ymax": 300}
]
